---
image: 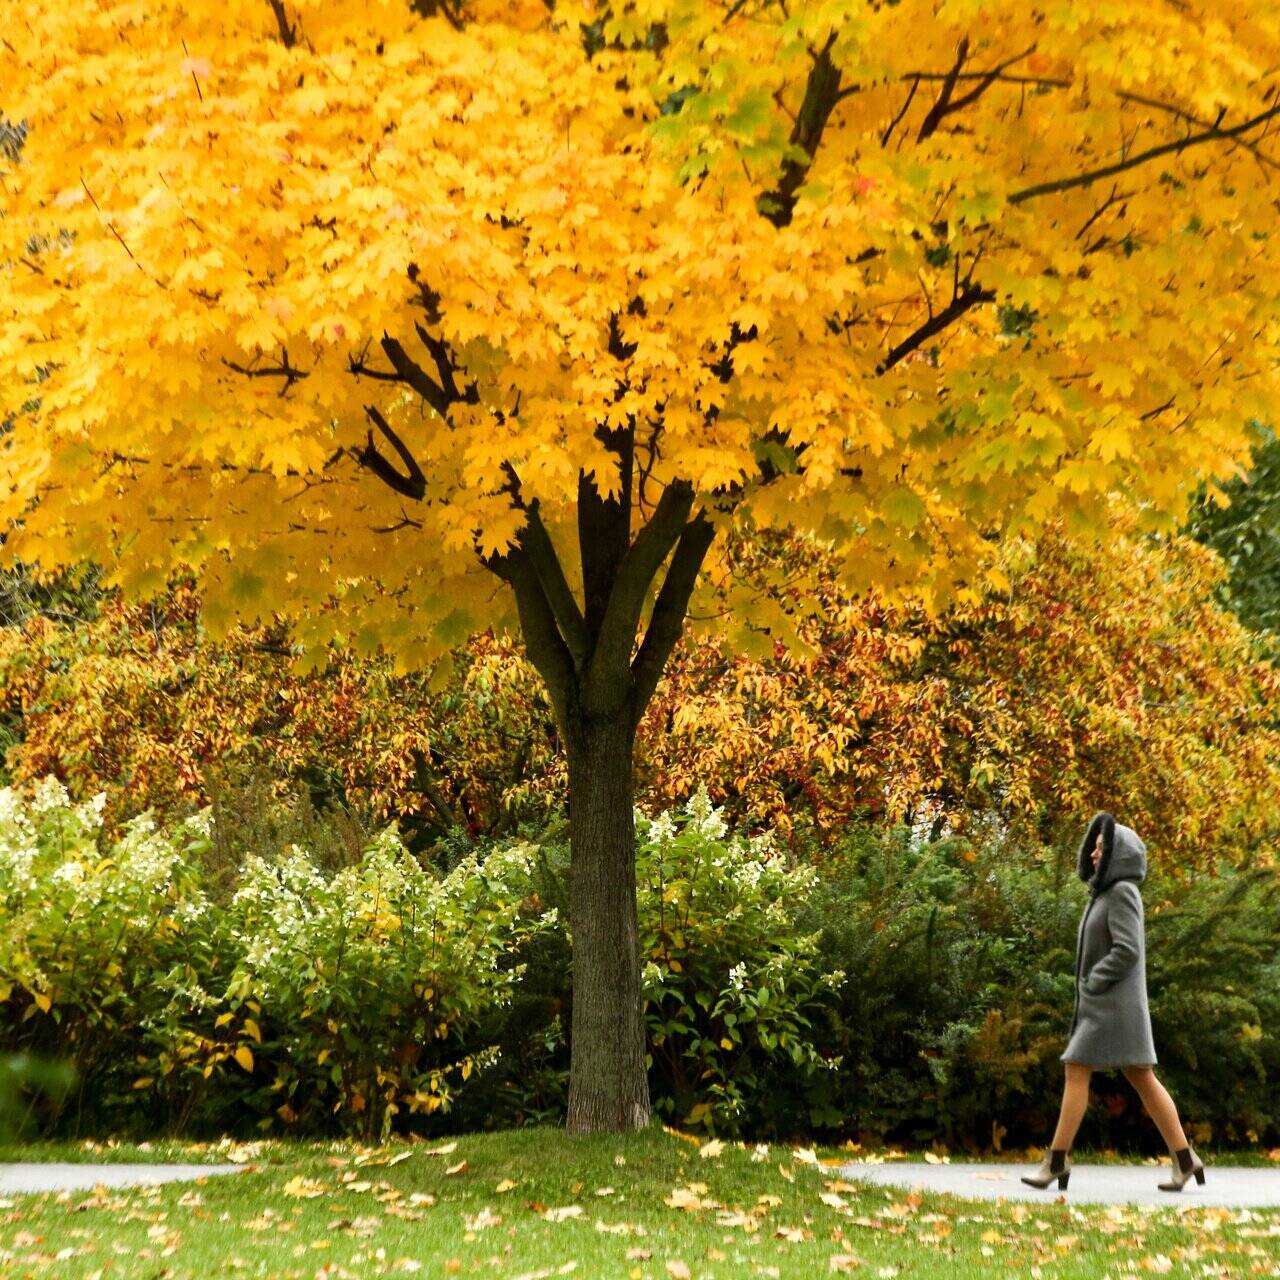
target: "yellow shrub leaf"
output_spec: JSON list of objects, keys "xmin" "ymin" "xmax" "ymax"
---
[{"xmin": 234, "ymin": 1045, "xmax": 255, "ymax": 1073}]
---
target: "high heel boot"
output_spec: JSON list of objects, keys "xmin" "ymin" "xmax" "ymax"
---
[
  {"xmin": 1157, "ymin": 1146, "xmax": 1205, "ymax": 1192},
  {"xmin": 1020, "ymin": 1149, "xmax": 1070, "ymax": 1190}
]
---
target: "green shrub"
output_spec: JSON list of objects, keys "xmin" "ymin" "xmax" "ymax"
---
[
  {"xmin": 0, "ymin": 777, "xmax": 554, "ymax": 1139},
  {"xmin": 3, "ymin": 775, "xmax": 1278, "ymax": 1149},
  {"xmin": 796, "ymin": 822, "xmax": 1280, "ymax": 1150}
]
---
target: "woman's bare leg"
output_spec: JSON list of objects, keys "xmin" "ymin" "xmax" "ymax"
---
[
  {"xmin": 1049, "ymin": 1063, "xmax": 1093, "ymax": 1150},
  {"xmin": 1122, "ymin": 1066, "xmax": 1189, "ymax": 1151}
]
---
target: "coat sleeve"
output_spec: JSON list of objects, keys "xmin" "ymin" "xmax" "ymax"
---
[{"xmin": 1082, "ymin": 882, "xmax": 1143, "ymax": 994}]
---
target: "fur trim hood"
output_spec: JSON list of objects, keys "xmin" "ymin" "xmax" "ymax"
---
[{"xmin": 1077, "ymin": 812, "xmax": 1147, "ymax": 894}]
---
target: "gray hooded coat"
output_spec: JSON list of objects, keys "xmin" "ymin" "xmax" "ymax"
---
[{"xmin": 1060, "ymin": 813, "xmax": 1157, "ymax": 1067}]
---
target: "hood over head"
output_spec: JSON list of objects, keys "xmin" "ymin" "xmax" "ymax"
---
[{"xmin": 1077, "ymin": 812, "xmax": 1147, "ymax": 893}]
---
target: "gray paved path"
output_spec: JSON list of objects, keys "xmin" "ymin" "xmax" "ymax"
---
[
  {"xmin": 838, "ymin": 1161, "xmax": 1280, "ymax": 1208},
  {"xmin": 0, "ymin": 1163, "xmax": 247, "ymax": 1194}
]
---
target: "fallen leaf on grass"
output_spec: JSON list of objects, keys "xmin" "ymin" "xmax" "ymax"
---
[
  {"xmin": 542, "ymin": 1205, "xmax": 584, "ymax": 1222},
  {"xmin": 820, "ymin": 1192, "xmax": 849, "ymax": 1210},
  {"xmin": 829, "ymin": 1256, "xmax": 862, "ymax": 1272},
  {"xmin": 793, "ymin": 1148, "xmax": 819, "ymax": 1166},
  {"xmin": 282, "ymin": 1177, "xmax": 326, "ymax": 1199},
  {"xmin": 699, "ymin": 1140, "xmax": 726, "ymax": 1159},
  {"xmin": 775, "ymin": 1226, "xmax": 809, "ymax": 1242},
  {"xmin": 665, "ymin": 1187, "xmax": 718, "ymax": 1211},
  {"xmin": 625, "ymin": 1248, "xmax": 652, "ymax": 1261},
  {"xmin": 665, "ymin": 1261, "xmax": 691, "ymax": 1279},
  {"xmin": 825, "ymin": 1180, "xmax": 859, "ymax": 1193},
  {"xmin": 423, "ymin": 1142, "xmax": 458, "ymax": 1157},
  {"xmin": 445, "ymin": 1160, "xmax": 468, "ymax": 1176},
  {"xmin": 495, "ymin": 1179, "xmax": 517, "ymax": 1193},
  {"xmin": 923, "ymin": 1151, "xmax": 949, "ymax": 1165},
  {"xmin": 464, "ymin": 1208, "xmax": 502, "ymax": 1231}
]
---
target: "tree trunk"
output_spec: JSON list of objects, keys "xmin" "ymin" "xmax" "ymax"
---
[{"xmin": 564, "ymin": 714, "xmax": 651, "ymax": 1134}]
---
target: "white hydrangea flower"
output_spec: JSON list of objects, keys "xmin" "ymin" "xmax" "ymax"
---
[{"xmin": 30, "ymin": 774, "xmax": 70, "ymax": 814}]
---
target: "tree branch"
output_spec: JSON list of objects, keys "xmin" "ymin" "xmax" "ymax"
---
[
  {"xmin": 267, "ymin": 0, "xmax": 298, "ymax": 47},
  {"xmin": 760, "ymin": 34, "xmax": 844, "ymax": 228},
  {"xmin": 521, "ymin": 499, "xmax": 592, "ymax": 671},
  {"xmin": 1009, "ymin": 102, "xmax": 1280, "ymax": 204},
  {"xmin": 581, "ymin": 479, "xmax": 696, "ymax": 716},
  {"xmin": 354, "ymin": 405, "xmax": 426, "ymax": 501},
  {"xmin": 487, "ymin": 546, "xmax": 579, "ymax": 734},
  {"xmin": 915, "ymin": 36, "xmax": 970, "ymax": 143},
  {"xmin": 630, "ymin": 510, "xmax": 717, "ymax": 721},
  {"xmin": 379, "ymin": 333, "xmax": 453, "ymax": 418},
  {"xmin": 876, "ymin": 281, "xmax": 995, "ymax": 373}
]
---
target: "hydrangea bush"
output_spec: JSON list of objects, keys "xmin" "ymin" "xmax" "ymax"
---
[
  {"xmin": 634, "ymin": 785, "xmax": 847, "ymax": 1134},
  {"xmin": 0, "ymin": 778, "xmax": 555, "ymax": 1138}
]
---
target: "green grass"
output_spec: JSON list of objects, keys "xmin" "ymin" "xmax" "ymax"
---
[{"xmin": 1, "ymin": 1127, "xmax": 1277, "ymax": 1278}]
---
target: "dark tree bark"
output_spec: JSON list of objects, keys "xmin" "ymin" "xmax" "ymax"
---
[{"xmin": 564, "ymin": 713, "xmax": 650, "ymax": 1133}]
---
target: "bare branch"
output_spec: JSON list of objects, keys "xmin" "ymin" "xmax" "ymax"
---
[
  {"xmin": 760, "ymin": 33, "xmax": 844, "ymax": 228},
  {"xmin": 267, "ymin": 0, "xmax": 298, "ymax": 47},
  {"xmin": 876, "ymin": 280, "xmax": 995, "ymax": 374},
  {"xmin": 1009, "ymin": 102, "xmax": 1280, "ymax": 204},
  {"xmin": 355, "ymin": 405, "xmax": 426, "ymax": 501},
  {"xmin": 630, "ymin": 510, "xmax": 718, "ymax": 720}
]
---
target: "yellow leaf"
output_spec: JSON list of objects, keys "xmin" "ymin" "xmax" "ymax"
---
[
  {"xmin": 215, "ymin": 1012, "xmax": 234, "ymax": 1029},
  {"xmin": 234, "ymin": 1045, "xmax": 255, "ymax": 1073},
  {"xmin": 33, "ymin": 992, "xmax": 52, "ymax": 1014},
  {"xmin": 132, "ymin": 1076, "xmax": 154, "ymax": 1089},
  {"xmin": 243, "ymin": 1017, "xmax": 262, "ymax": 1043}
]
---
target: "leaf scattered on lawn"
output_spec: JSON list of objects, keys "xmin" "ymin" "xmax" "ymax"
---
[
  {"xmin": 422, "ymin": 1141, "xmax": 458, "ymax": 1156},
  {"xmin": 495, "ymin": 1179, "xmax": 518, "ymax": 1193},
  {"xmin": 665, "ymin": 1261, "xmax": 692, "ymax": 1279},
  {"xmin": 444, "ymin": 1160, "xmax": 468, "ymax": 1176},
  {"xmin": 594, "ymin": 1186, "xmax": 616, "ymax": 1196},
  {"xmin": 698, "ymin": 1139, "xmax": 725, "ymax": 1159},
  {"xmin": 750, "ymin": 1144, "xmax": 770, "ymax": 1162},
  {"xmin": 829, "ymin": 1255, "xmax": 863, "ymax": 1272},
  {"xmin": 464, "ymin": 1207, "xmax": 502, "ymax": 1230},
  {"xmin": 665, "ymin": 1185, "xmax": 718, "ymax": 1212},
  {"xmin": 542, "ymin": 1204, "xmax": 584, "ymax": 1222},
  {"xmin": 282, "ymin": 1176, "xmax": 326, "ymax": 1199},
  {"xmin": 793, "ymin": 1147, "xmax": 819, "ymax": 1165}
]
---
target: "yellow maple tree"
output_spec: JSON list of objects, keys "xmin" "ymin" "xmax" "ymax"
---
[{"xmin": 4, "ymin": 0, "xmax": 1279, "ymax": 1131}]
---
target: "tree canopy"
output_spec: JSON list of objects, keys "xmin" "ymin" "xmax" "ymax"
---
[{"xmin": 4, "ymin": 0, "xmax": 1279, "ymax": 662}]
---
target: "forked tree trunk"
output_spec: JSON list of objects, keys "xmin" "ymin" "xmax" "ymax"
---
[{"xmin": 564, "ymin": 714, "xmax": 651, "ymax": 1133}]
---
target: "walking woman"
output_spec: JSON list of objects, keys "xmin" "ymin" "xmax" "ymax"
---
[{"xmin": 1022, "ymin": 812, "xmax": 1205, "ymax": 1193}]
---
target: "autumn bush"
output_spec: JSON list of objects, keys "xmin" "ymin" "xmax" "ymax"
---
[{"xmin": 4, "ymin": 512, "xmax": 1278, "ymax": 869}]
